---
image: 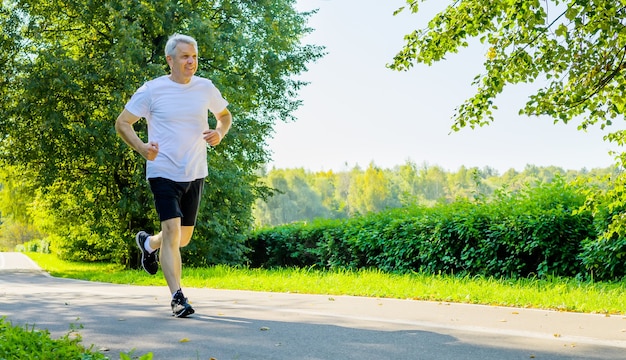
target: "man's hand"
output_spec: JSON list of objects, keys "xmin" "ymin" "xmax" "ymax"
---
[
  {"xmin": 141, "ymin": 141, "xmax": 159, "ymax": 160},
  {"xmin": 203, "ymin": 129, "xmax": 223, "ymax": 146},
  {"xmin": 204, "ymin": 108, "xmax": 232, "ymax": 147},
  {"xmin": 115, "ymin": 109, "xmax": 160, "ymax": 160}
]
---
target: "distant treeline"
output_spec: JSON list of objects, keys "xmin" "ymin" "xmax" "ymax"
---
[{"xmin": 253, "ymin": 161, "xmax": 619, "ymax": 228}]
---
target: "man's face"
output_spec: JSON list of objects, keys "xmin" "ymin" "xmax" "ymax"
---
[{"xmin": 167, "ymin": 42, "xmax": 197, "ymax": 83}]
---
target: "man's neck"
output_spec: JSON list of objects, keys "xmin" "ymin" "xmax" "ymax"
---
[{"xmin": 169, "ymin": 74, "xmax": 192, "ymax": 84}]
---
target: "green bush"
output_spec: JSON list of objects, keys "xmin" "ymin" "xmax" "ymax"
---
[
  {"xmin": 0, "ymin": 317, "xmax": 154, "ymax": 360},
  {"xmin": 580, "ymin": 235, "xmax": 626, "ymax": 280},
  {"xmin": 247, "ymin": 178, "xmax": 597, "ymax": 279},
  {"xmin": 249, "ymin": 219, "xmax": 340, "ymax": 268},
  {"xmin": 0, "ymin": 317, "xmax": 109, "ymax": 360},
  {"xmin": 50, "ymin": 230, "xmax": 124, "ymax": 264},
  {"xmin": 15, "ymin": 238, "xmax": 50, "ymax": 254},
  {"xmin": 575, "ymin": 172, "xmax": 626, "ymax": 280}
]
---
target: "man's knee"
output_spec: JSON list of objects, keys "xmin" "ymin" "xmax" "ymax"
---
[{"xmin": 161, "ymin": 218, "xmax": 182, "ymax": 247}]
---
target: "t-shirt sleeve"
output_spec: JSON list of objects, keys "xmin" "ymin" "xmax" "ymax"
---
[
  {"xmin": 125, "ymin": 83, "xmax": 151, "ymax": 118},
  {"xmin": 208, "ymin": 85, "xmax": 229, "ymax": 114}
]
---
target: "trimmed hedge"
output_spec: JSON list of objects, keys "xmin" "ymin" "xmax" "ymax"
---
[{"xmin": 248, "ymin": 179, "xmax": 607, "ymax": 279}]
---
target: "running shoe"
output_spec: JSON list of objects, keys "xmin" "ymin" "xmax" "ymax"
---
[
  {"xmin": 171, "ymin": 290, "xmax": 195, "ymax": 318},
  {"xmin": 135, "ymin": 231, "xmax": 158, "ymax": 275}
]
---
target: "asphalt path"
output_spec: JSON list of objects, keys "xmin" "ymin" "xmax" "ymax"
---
[{"xmin": 1, "ymin": 252, "xmax": 626, "ymax": 360}]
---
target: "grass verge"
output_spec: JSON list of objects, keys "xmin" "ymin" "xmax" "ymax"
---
[
  {"xmin": 26, "ymin": 252, "xmax": 626, "ymax": 315},
  {"xmin": 0, "ymin": 317, "xmax": 108, "ymax": 360},
  {"xmin": 0, "ymin": 317, "xmax": 152, "ymax": 360}
]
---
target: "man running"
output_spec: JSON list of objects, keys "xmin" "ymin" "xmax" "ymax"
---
[{"xmin": 115, "ymin": 34, "xmax": 232, "ymax": 317}]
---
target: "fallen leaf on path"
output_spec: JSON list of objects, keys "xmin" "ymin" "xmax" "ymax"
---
[{"xmin": 179, "ymin": 338, "xmax": 190, "ymax": 343}]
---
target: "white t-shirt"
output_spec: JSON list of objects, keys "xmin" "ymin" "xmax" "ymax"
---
[{"xmin": 125, "ymin": 75, "xmax": 229, "ymax": 181}]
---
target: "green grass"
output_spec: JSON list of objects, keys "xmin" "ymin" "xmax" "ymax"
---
[
  {"xmin": 26, "ymin": 253, "xmax": 626, "ymax": 315},
  {"xmin": 0, "ymin": 317, "xmax": 108, "ymax": 360},
  {"xmin": 0, "ymin": 317, "xmax": 152, "ymax": 360}
]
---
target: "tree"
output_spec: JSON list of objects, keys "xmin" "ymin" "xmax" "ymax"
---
[
  {"xmin": 0, "ymin": 0, "xmax": 322, "ymax": 265},
  {"xmin": 312, "ymin": 170, "xmax": 346, "ymax": 218},
  {"xmin": 391, "ymin": 0, "xmax": 626, "ymax": 240},
  {"xmin": 420, "ymin": 164, "xmax": 448, "ymax": 202},
  {"xmin": 0, "ymin": 166, "xmax": 45, "ymax": 251},
  {"xmin": 393, "ymin": 160, "xmax": 422, "ymax": 206},
  {"xmin": 253, "ymin": 169, "xmax": 330, "ymax": 227},
  {"xmin": 347, "ymin": 162, "xmax": 392, "ymax": 215},
  {"xmin": 391, "ymin": 1, "xmax": 626, "ymax": 135}
]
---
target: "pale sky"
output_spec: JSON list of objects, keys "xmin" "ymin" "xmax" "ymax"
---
[{"xmin": 265, "ymin": 0, "xmax": 623, "ymax": 174}]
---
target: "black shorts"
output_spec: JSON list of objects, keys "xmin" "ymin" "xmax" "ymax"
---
[{"xmin": 148, "ymin": 177, "xmax": 205, "ymax": 226}]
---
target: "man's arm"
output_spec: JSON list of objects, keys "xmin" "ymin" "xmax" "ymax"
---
[
  {"xmin": 115, "ymin": 109, "xmax": 159, "ymax": 160},
  {"xmin": 203, "ymin": 108, "xmax": 232, "ymax": 146}
]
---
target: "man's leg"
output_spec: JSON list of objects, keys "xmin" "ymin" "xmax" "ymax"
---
[
  {"xmin": 159, "ymin": 217, "xmax": 182, "ymax": 294},
  {"xmin": 180, "ymin": 226, "xmax": 195, "ymax": 247},
  {"xmin": 144, "ymin": 225, "xmax": 194, "ymax": 252},
  {"xmin": 161, "ymin": 220, "xmax": 196, "ymax": 317},
  {"xmin": 156, "ymin": 222, "xmax": 195, "ymax": 293},
  {"xmin": 141, "ymin": 177, "xmax": 200, "ymax": 317}
]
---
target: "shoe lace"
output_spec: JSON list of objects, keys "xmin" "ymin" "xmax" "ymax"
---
[{"xmin": 172, "ymin": 291, "xmax": 187, "ymax": 304}]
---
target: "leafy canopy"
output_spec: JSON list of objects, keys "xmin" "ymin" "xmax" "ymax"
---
[
  {"xmin": 0, "ymin": 0, "xmax": 323, "ymax": 265},
  {"xmin": 390, "ymin": 0, "xmax": 626, "ymax": 240},
  {"xmin": 391, "ymin": 0, "xmax": 626, "ymax": 137}
]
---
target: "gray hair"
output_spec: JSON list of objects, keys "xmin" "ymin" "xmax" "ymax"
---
[{"xmin": 164, "ymin": 34, "xmax": 198, "ymax": 58}]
